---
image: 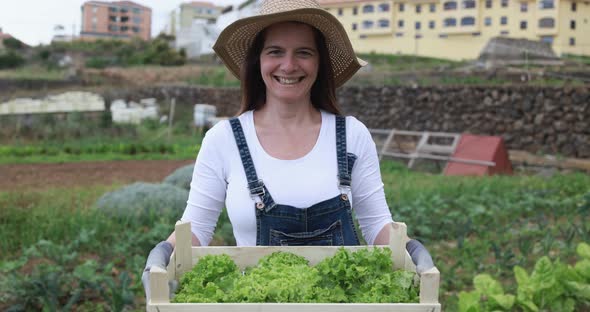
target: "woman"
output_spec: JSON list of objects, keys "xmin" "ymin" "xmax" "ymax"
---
[{"xmin": 143, "ymin": 0, "xmax": 433, "ymax": 300}]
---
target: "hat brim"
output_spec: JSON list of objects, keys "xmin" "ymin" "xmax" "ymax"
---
[{"xmin": 213, "ymin": 8, "xmax": 367, "ymax": 88}]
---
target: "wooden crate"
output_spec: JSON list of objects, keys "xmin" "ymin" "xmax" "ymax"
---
[{"xmin": 148, "ymin": 222, "xmax": 441, "ymax": 312}]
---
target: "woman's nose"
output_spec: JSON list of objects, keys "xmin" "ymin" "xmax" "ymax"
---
[{"xmin": 281, "ymin": 54, "xmax": 298, "ymax": 72}]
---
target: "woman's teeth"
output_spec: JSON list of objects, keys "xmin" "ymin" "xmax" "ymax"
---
[{"xmin": 277, "ymin": 77, "xmax": 301, "ymax": 84}]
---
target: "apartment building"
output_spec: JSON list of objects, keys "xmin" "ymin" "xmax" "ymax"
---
[
  {"xmin": 319, "ymin": 0, "xmax": 590, "ymax": 60},
  {"xmin": 167, "ymin": 1, "xmax": 225, "ymax": 37},
  {"xmin": 80, "ymin": 1, "xmax": 152, "ymax": 41}
]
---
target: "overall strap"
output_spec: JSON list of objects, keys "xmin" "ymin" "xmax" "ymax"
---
[
  {"xmin": 336, "ymin": 115, "xmax": 355, "ymax": 194},
  {"xmin": 229, "ymin": 117, "xmax": 276, "ymax": 211}
]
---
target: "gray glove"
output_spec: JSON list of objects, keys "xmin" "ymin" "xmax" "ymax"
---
[
  {"xmin": 142, "ymin": 241, "xmax": 177, "ymax": 304},
  {"xmin": 406, "ymin": 239, "xmax": 435, "ymax": 274}
]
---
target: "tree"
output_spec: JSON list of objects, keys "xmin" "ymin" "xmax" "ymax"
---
[{"xmin": 3, "ymin": 37, "xmax": 24, "ymax": 50}]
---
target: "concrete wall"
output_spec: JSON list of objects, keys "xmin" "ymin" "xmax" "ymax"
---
[{"xmin": 100, "ymin": 85, "xmax": 589, "ymax": 158}]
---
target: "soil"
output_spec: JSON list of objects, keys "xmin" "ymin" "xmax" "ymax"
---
[{"xmin": 0, "ymin": 159, "xmax": 195, "ymax": 191}]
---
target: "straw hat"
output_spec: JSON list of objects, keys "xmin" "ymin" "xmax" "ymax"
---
[{"xmin": 213, "ymin": 0, "xmax": 367, "ymax": 88}]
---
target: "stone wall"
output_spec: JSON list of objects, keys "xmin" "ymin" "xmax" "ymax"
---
[{"xmin": 100, "ymin": 85, "xmax": 589, "ymax": 158}]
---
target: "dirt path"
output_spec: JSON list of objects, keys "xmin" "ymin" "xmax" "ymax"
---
[{"xmin": 0, "ymin": 159, "xmax": 195, "ymax": 191}]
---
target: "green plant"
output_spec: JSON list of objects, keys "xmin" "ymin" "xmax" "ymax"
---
[
  {"xmin": 163, "ymin": 164, "xmax": 194, "ymax": 190},
  {"xmin": 458, "ymin": 242, "xmax": 590, "ymax": 312},
  {"xmin": 95, "ymin": 182, "xmax": 188, "ymax": 221},
  {"xmin": 0, "ymin": 51, "xmax": 25, "ymax": 69}
]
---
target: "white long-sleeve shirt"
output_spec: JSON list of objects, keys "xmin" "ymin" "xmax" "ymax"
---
[{"xmin": 181, "ymin": 110, "xmax": 393, "ymax": 246}]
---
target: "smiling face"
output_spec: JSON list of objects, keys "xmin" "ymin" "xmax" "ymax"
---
[{"xmin": 259, "ymin": 22, "xmax": 320, "ymax": 105}]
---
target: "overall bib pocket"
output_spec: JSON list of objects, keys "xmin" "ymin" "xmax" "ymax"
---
[{"xmin": 269, "ymin": 220, "xmax": 343, "ymax": 246}]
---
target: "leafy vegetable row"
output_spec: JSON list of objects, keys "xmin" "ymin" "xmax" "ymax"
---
[{"xmin": 459, "ymin": 242, "xmax": 590, "ymax": 312}]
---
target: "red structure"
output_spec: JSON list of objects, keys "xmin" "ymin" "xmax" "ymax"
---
[{"xmin": 444, "ymin": 134, "xmax": 513, "ymax": 176}]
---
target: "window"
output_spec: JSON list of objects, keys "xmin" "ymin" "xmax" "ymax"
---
[
  {"xmin": 444, "ymin": 18, "xmax": 457, "ymax": 27},
  {"xmin": 398, "ymin": 20, "xmax": 404, "ymax": 28},
  {"xmin": 395, "ymin": 32, "xmax": 404, "ymax": 37},
  {"xmin": 540, "ymin": 36, "xmax": 553, "ymax": 43},
  {"xmin": 133, "ymin": 17, "xmax": 142, "ymax": 24},
  {"xmin": 520, "ymin": 2, "xmax": 528, "ymax": 12},
  {"xmin": 501, "ymin": 16, "xmax": 508, "ymax": 25},
  {"xmin": 359, "ymin": 34, "xmax": 368, "ymax": 39},
  {"xmin": 109, "ymin": 15, "xmax": 117, "ymax": 22},
  {"xmin": 539, "ymin": 17, "xmax": 555, "ymax": 28},
  {"xmin": 416, "ymin": 4, "xmax": 422, "ymax": 13},
  {"xmin": 569, "ymin": 37, "xmax": 575, "ymax": 46},
  {"xmin": 120, "ymin": 7, "xmax": 128, "ymax": 13},
  {"xmin": 121, "ymin": 26, "xmax": 129, "ymax": 32},
  {"xmin": 133, "ymin": 8, "xmax": 141, "ymax": 14},
  {"xmin": 439, "ymin": 34, "xmax": 448, "ymax": 38},
  {"xmin": 338, "ymin": 8, "xmax": 343, "ymax": 16},
  {"xmin": 121, "ymin": 16, "xmax": 129, "ymax": 23},
  {"xmin": 378, "ymin": 19, "xmax": 390, "ymax": 27},
  {"xmin": 520, "ymin": 20, "xmax": 527, "ymax": 29},
  {"xmin": 108, "ymin": 25, "xmax": 119, "ymax": 31},
  {"xmin": 132, "ymin": 26, "xmax": 140, "ymax": 33},
  {"xmin": 429, "ymin": 20, "xmax": 435, "ymax": 29},
  {"xmin": 463, "ymin": 0, "xmax": 476, "ymax": 9},
  {"xmin": 399, "ymin": 3, "xmax": 405, "ymax": 11},
  {"xmin": 353, "ymin": 7, "xmax": 358, "ymax": 15},
  {"xmin": 539, "ymin": 0, "xmax": 554, "ymax": 9},
  {"xmin": 485, "ymin": 0, "xmax": 492, "ymax": 8},
  {"xmin": 472, "ymin": 32, "xmax": 481, "ymax": 36},
  {"xmin": 572, "ymin": 2, "xmax": 577, "ymax": 11},
  {"xmin": 570, "ymin": 20, "xmax": 576, "ymax": 29},
  {"xmin": 92, "ymin": 17, "xmax": 97, "ymax": 23},
  {"xmin": 461, "ymin": 16, "xmax": 476, "ymax": 26},
  {"xmin": 430, "ymin": 3, "xmax": 436, "ymax": 12},
  {"xmin": 500, "ymin": 30, "xmax": 509, "ymax": 35},
  {"xmin": 415, "ymin": 21, "xmax": 421, "ymax": 29},
  {"xmin": 378, "ymin": 3, "xmax": 390, "ymax": 12},
  {"xmin": 485, "ymin": 17, "xmax": 492, "ymax": 26},
  {"xmin": 415, "ymin": 34, "xmax": 423, "ymax": 39},
  {"xmin": 362, "ymin": 20, "xmax": 374, "ymax": 29},
  {"xmin": 501, "ymin": 0, "xmax": 509, "ymax": 7},
  {"xmin": 109, "ymin": 7, "xmax": 118, "ymax": 12},
  {"xmin": 443, "ymin": 1, "xmax": 457, "ymax": 10},
  {"xmin": 352, "ymin": 23, "xmax": 357, "ymax": 30},
  {"xmin": 363, "ymin": 5, "xmax": 375, "ymax": 13},
  {"xmin": 92, "ymin": 6, "xmax": 98, "ymax": 13}
]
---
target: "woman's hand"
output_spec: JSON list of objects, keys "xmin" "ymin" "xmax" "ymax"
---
[
  {"xmin": 142, "ymin": 241, "xmax": 176, "ymax": 305},
  {"xmin": 406, "ymin": 239, "xmax": 435, "ymax": 274}
]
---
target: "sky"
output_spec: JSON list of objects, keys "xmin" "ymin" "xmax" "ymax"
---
[{"xmin": 0, "ymin": 0, "xmax": 241, "ymax": 46}]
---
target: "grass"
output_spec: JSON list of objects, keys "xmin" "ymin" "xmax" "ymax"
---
[
  {"xmin": 0, "ymin": 116, "xmax": 205, "ymax": 164},
  {"xmin": 358, "ymin": 53, "xmax": 462, "ymax": 72},
  {"xmin": 0, "ymin": 65, "xmax": 67, "ymax": 80},
  {"xmin": 186, "ymin": 66, "xmax": 240, "ymax": 88},
  {"xmin": 1, "ymin": 158, "xmax": 588, "ymax": 311},
  {"xmin": 562, "ymin": 53, "xmax": 590, "ymax": 66}
]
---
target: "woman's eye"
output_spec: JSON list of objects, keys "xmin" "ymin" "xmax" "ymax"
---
[{"xmin": 267, "ymin": 50, "xmax": 282, "ymax": 55}]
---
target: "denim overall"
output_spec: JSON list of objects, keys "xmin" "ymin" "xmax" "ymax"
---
[{"xmin": 229, "ymin": 115, "xmax": 361, "ymax": 246}]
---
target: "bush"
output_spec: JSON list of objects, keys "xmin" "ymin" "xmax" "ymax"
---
[
  {"xmin": 85, "ymin": 57, "xmax": 115, "ymax": 69},
  {"xmin": 0, "ymin": 51, "xmax": 25, "ymax": 69},
  {"xmin": 95, "ymin": 182, "xmax": 188, "ymax": 220},
  {"xmin": 163, "ymin": 164, "xmax": 195, "ymax": 190}
]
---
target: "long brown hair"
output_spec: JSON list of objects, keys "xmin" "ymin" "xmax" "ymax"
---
[{"xmin": 236, "ymin": 22, "xmax": 341, "ymax": 115}]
